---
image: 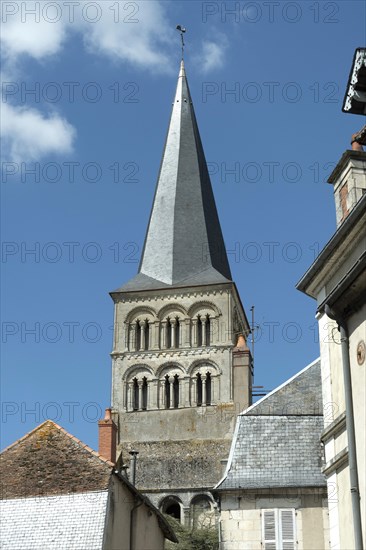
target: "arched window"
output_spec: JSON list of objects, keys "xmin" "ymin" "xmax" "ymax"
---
[
  {"xmin": 144, "ymin": 320, "xmax": 149, "ymax": 350},
  {"xmin": 175, "ymin": 318, "xmax": 180, "ymax": 348},
  {"xmin": 196, "ymin": 373, "xmax": 202, "ymax": 406},
  {"xmin": 205, "ymin": 315, "xmax": 211, "ymax": 346},
  {"xmin": 173, "ymin": 375, "xmax": 179, "ymax": 408},
  {"xmin": 161, "ymin": 497, "xmax": 182, "ymax": 522},
  {"xmin": 135, "ymin": 321, "xmax": 141, "ymax": 351},
  {"xmin": 197, "ymin": 316, "xmax": 202, "ymax": 347},
  {"xmin": 165, "ymin": 375, "xmax": 170, "ymax": 409},
  {"xmin": 133, "ymin": 378, "xmax": 139, "ymax": 410},
  {"xmin": 166, "ymin": 318, "xmax": 172, "ymax": 349},
  {"xmin": 142, "ymin": 377, "xmax": 148, "ymax": 410},
  {"xmin": 206, "ymin": 373, "xmax": 212, "ymax": 405},
  {"xmin": 191, "ymin": 495, "xmax": 212, "ymax": 529}
]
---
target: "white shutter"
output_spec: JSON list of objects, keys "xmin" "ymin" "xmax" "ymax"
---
[
  {"xmin": 279, "ymin": 509, "xmax": 295, "ymax": 550},
  {"xmin": 262, "ymin": 510, "xmax": 277, "ymax": 550}
]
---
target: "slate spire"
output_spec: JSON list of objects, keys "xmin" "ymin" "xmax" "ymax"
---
[{"xmin": 119, "ymin": 61, "xmax": 232, "ymax": 291}]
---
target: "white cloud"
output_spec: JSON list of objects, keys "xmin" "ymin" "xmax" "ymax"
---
[
  {"xmin": 1, "ymin": 6, "xmax": 67, "ymax": 60},
  {"xmin": 1, "ymin": 1, "xmax": 173, "ymax": 72},
  {"xmin": 199, "ymin": 38, "xmax": 228, "ymax": 73},
  {"xmin": 78, "ymin": 1, "xmax": 174, "ymax": 73},
  {"xmin": 1, "ymin": 1, "xmax": 214, "ymax": 163},
  {"xmin": 1, "ymin": 103, "xmax": 76, "ymax": 162}
]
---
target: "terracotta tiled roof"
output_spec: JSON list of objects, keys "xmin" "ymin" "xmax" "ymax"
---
[{"xmin": 0, "ymin": 420, "xmax": 113, "ymax": 499}]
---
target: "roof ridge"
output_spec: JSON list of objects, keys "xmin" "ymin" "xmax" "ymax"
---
[
  {"xmin": 240, "ymin": 357, "xmax": 321, "ymax": 416},
  {"xmin": 1, "ymin": 419, "xmax": 115, "ymax": 468}
]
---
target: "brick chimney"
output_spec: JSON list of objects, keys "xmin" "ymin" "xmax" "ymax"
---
[
  {"xmin": 328, "ymin": 149, "xmax": 366, "ymax": 227},
  {"xmin": 232, "ymin": 334, "xmax": 253, "ymax": 412},
  {"xmin": 98, "ymin": 408, "xmax": 117, "ymax": 464}
]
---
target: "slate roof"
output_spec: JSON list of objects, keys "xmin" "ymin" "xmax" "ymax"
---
[
  {"xmin": 215, "ymin": 359, "xmax": 326, "ymax": 491},
  {"xmin": 0, "ymin": 491, "xmax": 109, "ymax": 550},
  {"xmin": 115, "ymin": 61, "xmax": 232, "ymax": 293}
]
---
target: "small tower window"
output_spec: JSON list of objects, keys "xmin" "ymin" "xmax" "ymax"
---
[
  {"xmin": 175, "ymin": 318, "xmax": 180, "ymax": 348},
  {"xmin": 142, "ymin": 377, "xmax": 148, "ymax": 410},
  {"xmin": 135, "ymin": 321, "xmax": 141, "ymax": 351},
  {"xmin": 197, "ymin": 316, "xmax": 202, "ymax": 347},
  {"xmin": 133, "ymin": 378, "xmax": 139, "ymax": 410},
  {"xmin": 205, "ymin": 315, "xmax": 211, "ymax": 346},
  {"xmin": 166, "ymin": 318, "xmax": 172, "ymax": 349},
  {"xmin": 165, "ymin": 375, "xmax": 170, "ymax": 409},
  {"xmin": 173, "ymin": 375, "xmax": 179, "ymax": 408},
  {"xmin": 206, "ymin": 372, "xmax": 212, "ymax": 405},
  {"xmin": 144, "ymin": 320, "xmax": 149, "ymax": 350},
  {"xmin": 196, "ymin": 373, "xmax": 202, "ymax": 406}
]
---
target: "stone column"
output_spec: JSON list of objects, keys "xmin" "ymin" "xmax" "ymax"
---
[
  {"xmin": 127, "ymin": 381, "xmax": 134, "ymax": 411},
  {"xmin": 184, "ymin": 318, "xmax": 191, "ymax": 347},
  {"xmin": 152, "ymin": 321, "xmax": 160, "ymax": 350},
  {"xmin": 192, "ymin": 319, "xmax": 197, "ymax": 347},
  {"xmin": 184, "ymin": 377, "xmax": 191, "ymax": 407},
  {"xmin": 146, "ymin": 322, "xmax": 152, "ymax": 350},
  {"xmin": 123, "ymin": 322, "xmax": 129, "ymax": 351},
  {"xmin": 171, "ymin": 319, "xmax": 177, "ymax": 348},
  {"xmin": 202, "ymin": 321, "xmax": 206, "ymax": 347},
  {"xmin": 210, "ymin": 376, "xmax": 215, "ymax": 405},
  {"xmin": 128, "ymin": 324, "xmax": 135, "ymax": 351},
  {"xmin": 138, "ymin": 381, "xmax": 143, "ymax": 411},
  {"xmin": 212, "ymin": 317, "xmax": 219, "ymax": 345},
  {"xmin": 150, "ymin": 379, "xmax": 158, "ymax": 410},
  {"xmin": 202, "ymin": 374, "xmax": 207, "ymax": 406},
  {"xmin": 212, "ymin": 375, "xmax": 219, "ymax": 404},
  {"xmin": 160, "ymin": 321, "xmax": 167, "ymax": 349},
  {"xmin": 169, "ymin": 377, "xmax": 174, "ymax": 409},
  {"xmin": 140, "ymin": 325, "xmax": 145, "ymax": 351},
  {"xmin": 159, "ymin": 380, "xmax": 165, "ymax": 409}
]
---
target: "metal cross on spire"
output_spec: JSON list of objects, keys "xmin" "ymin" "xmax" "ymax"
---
[{"xmin": 176, "ymin": 25, "xmax": 186, "ymax": 60}]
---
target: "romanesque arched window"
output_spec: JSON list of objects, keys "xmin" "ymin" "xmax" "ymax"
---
[
  {"xmin": 196, "ymin": 373, "xmax": 202, "ymax": 406},
  {"xmin": 133, "ymin": 378, "xmax": 139, "ymax": 410},
  {"xmin": 142, "ymin": 377, "xmax": 148, "ymax": 410},
  {"xmin": 197, "ymin": 315, "xmax": 203, "ymax": 346},
  {"xmin": 161, "ymin": 496, "xmax": 182, "ymax": 522},
  {"xmin": 135, "ymin": 321, "xmax": 141, "ymax": 351},
  {"xmin": 166, "ymin": 318, "xmax": 172, "ymax": 349},
  {"xmin": 190, "ymin": 495, "xmax": 213, "ymax": 529},
  {"xmin": 173, "ymin": 374, "xmax": 179, "ymax": 408},
  {"xmin": 164, "ymin": 375, "xmax": 170, "ymax": 408},
  {"xmin": 143, "ymin": 320, "xmax": 149, "ymax": 350},
  {"xmin": 175, "ymin": 318, "xmax": 180, "ymax": 348},
  {"xmin": 205, "ymin": 315, "xmax": 211, "ymax": 346},
  {"xmin": 206, "ymin": 372, "xmax": 212, "ymax": 405},
  {"xmin": 163, "ymin": 373, "xmax": 180, "ymax": 409}
]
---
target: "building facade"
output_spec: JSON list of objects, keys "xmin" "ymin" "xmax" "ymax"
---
[
  {"xmin": 214, "ymin": 359, "xmax": 329, "ymax": 550},
  {"xmin": 109, "ymin": 61, "xmax": 252, "ymax": 524},
  {"xmin": 297, "ymin": 149, "xmax": 366, "ymax": 550}
]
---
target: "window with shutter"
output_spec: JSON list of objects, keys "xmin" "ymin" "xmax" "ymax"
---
[
  {"xmin": 263, "ymin": 510, "xmax": 276, "ymax": 550},
  {"xmin": 280, "ymin": 509, "xmax": 295, "ymax": 550},
  {"xmin": 262, "ymin": 509, "xmax": 296, "ymax": 550}
]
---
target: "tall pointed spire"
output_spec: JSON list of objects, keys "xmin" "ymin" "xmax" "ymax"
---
[{"xmin": 119, "ymin": 61, "xmax": 232, "ymax": 291}]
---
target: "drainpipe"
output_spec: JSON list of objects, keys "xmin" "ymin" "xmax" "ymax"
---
[
  {"xmin": 129, "ymin": 450, "xmax": 139, "ymax": 486},
  {"xmin": 325, "ymin": 305, "xmax": 363, "ymax": 550},
  {"xmin": 129, "ymin": 497, "xmax": 143, "ymax": 550}
]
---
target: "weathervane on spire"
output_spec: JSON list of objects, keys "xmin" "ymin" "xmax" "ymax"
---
[{"xmin": 176, "ymin": 25, "xmax": 186, "ymax": 60}]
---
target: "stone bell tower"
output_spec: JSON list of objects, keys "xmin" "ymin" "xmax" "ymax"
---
[{"xmin": 110, "ymin": 61, "xmax": 252, "ymax": 525}]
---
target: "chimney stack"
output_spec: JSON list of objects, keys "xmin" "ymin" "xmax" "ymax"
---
[
  {"xmin": 232, "ymin": 334, "xmax": 253, "ymax": 411},
  {"xmin": 98, "ymin": 408, "xmax": 117, "ymax": 464}
]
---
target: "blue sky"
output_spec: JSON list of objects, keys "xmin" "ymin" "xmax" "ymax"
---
[{"xmin": 1, "ymin": 0, "xmax": 365, "ymax": 450}]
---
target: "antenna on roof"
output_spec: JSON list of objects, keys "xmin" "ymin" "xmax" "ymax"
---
[{"xmin": 176, "ymin": 25, "xmax": 186, "ymax": 60}]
